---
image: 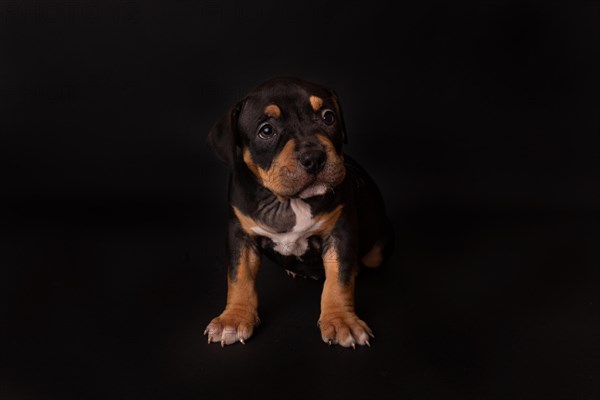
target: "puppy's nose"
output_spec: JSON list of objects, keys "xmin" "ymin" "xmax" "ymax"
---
[{"xmin": 299, "ymin": 150, "xmax": 326, "ymax": 174}]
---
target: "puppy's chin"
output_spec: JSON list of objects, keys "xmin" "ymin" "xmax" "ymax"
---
[{"xmin": 297, "ymin": 182, "xmax": 330, "ymax": 199}]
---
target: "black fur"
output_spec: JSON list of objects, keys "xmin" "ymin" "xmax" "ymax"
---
[{"xmin": 209, "ymin": 76, "xmax": 393, "ymax": 282}]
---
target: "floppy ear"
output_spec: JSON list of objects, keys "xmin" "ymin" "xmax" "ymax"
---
[
  {"xmin": 207, "ymin": 100, "xmax": 244, "ymax": 168},
  {"xmin": 330, "ymin": 90, "xmax": 348, "ymax": 144}
]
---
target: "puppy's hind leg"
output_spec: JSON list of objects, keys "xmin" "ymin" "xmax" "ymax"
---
[
  {"xmin": 361, "ymin": 242, "xmax": 385, "ymax": 268},
  {"xmin": 360, "ymin": 219, "xmax": 395, "ymax": 268}
]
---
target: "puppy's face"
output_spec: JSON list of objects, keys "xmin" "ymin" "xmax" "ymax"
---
[{"xmin": 209, "ymin": 77, "xmax": 347, "ymax": 199}]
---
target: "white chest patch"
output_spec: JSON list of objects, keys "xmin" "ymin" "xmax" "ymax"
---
[{"xmin": 251, "ymin": 199, "xmax": 323, "ymax": 257}]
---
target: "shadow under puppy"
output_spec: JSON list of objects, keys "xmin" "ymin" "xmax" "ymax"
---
[{"xmin": 205, "ymin": 76, "xmax": 394, "ymax": 348}]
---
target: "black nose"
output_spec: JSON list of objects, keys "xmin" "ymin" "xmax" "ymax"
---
[{"xmin": 299, "ymin": 150, "xmax": 326, "ymax": 174}]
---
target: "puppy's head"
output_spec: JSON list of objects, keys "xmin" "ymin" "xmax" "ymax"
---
[{"xmin": 208, "ymin": 77, "xmax": 347, "ymax": 199}]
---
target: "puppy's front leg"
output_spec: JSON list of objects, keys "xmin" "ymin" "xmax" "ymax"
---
[
  {"xmin": 205, "ymin": 237, "xmax": 261, "ymax": 347},
  {"xmin": 319, "ymin": 242, "xmax": 374, "ymax": 348}
]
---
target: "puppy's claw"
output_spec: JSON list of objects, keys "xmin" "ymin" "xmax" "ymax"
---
[
  {"xmin": 221, "ymin": 339, "xmax": 225, "ymax": 348},
  {"xmin": 351, "ymin": 342, "xmax": 356, "ymax": 350},
  {"xmin": 285, "ymin": 269, "xmax": 297, "ymax": 278},
  {"xmin": 207, "ymin": 336, "xmax": 212, "ymax": 344},
  {"xmin": 365, "ymin": 340, "xmax": 371, "ymax": 347},
  {"xmin": 240, "ymin": 338, "xmax": 246, "ymax": 345}
]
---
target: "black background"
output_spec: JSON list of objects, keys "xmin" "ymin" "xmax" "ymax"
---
[{"xmin": 1, "ymin": 1, "xmax": 598, "ymax": 399}]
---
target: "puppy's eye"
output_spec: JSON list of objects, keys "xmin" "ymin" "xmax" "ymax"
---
[
  {"xmin": 321, "ymin": 109, "xmax": 335, "ymax": 125},
  {"xmin": 258, "ymin": 123, "xmax": 276, "ymax": 139}
]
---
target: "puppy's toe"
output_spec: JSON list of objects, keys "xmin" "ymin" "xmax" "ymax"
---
[
  {"xmin": 205, "ymin": 310, "xmax": 259, "ymax": 346},
  {"xmin": 319, "ymin": 312, "xmax": 373, "ymax": 348}
]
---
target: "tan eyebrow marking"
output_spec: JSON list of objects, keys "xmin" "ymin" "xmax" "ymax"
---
[
  {"xmin": 309, "ymin": 95, "xmax": 323, "ymax": 111},
  {"xmin": 264, "ymin": 104, "xmax": 281, "ymax": 118}
]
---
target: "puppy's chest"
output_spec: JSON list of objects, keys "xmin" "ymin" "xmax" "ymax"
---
[{"xmin": 252, "ymin": 198, "xmax": 324, "ymax": 258}]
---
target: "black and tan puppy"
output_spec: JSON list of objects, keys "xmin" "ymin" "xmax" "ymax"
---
[{"xmin": 205, "ymin": 77, "xmax": 393, "ymax": 348}]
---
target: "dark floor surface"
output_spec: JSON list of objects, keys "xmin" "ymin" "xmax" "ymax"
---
[{"xmin": 1, "ymin": 201, "xmax": 597, "ymax": 400}]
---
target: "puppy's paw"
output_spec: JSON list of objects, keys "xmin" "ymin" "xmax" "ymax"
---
[
  {"xmin": 318, "ymin": 312, "xmax": 374, "ymax": 348},
  {"xmin": 204, "ymin": 310, "xmax": 260, "ymax": 347}
]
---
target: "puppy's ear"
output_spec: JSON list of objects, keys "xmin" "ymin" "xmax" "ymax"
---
[
  {"xmin": 207, "ymin": 100, "xmax": 244, "ymax": 168},
  {"xmin": 330, "ymin": 90, "xmax": 348, "ymax": 144}
]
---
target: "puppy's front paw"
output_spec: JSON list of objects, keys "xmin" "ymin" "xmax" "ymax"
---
[
  {"xmin": 318, "ymin": 312, "xmax": 374, "ymax": 348},
  {"xmin": 204, "ymin": 309, "xmax": 260, "ymax": 347}
]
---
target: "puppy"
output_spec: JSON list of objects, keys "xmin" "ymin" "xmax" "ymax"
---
[{"xmin": 205, "ymin": 77, "xmax": 393, "ymax": 348}]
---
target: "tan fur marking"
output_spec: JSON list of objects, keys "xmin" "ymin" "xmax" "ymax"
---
[
  {"xmin": 205, "ymin": 242, "xmax": 261, "ymax": 345},
  {"xmin": 309, "ymin": 95, "xmax": 323, "ymax": 111},
  {"xmin": 315, "ymin": 204, "xmax": 344, "ymax": 236},
  {"xmin": 267, "ymin": 139, "xmax": 297, "ymax": 187},
  {"xmin": 319, "ymin": 246, "xmax": 373, "ymax": 347},
  {"xmin": 226, "ymin": 244, "xmax": 260, "ymax": 309},
  {"xmin": 264, "ymin": 104, "xmax": 281, "ymax": 118},
  {"xmin": 224, "ymin": 244, "xmax": 260, "ymax": 331},
  {"xmin": 244, "ymin": 140, "xmax": 298, "ymax": 198},
  {"xmin": 232, "ymin": 206, "xmax": 275, "ymax": 236},
  {"xmin": 361, "ymin": 242, "xmax": 384, "ymax": 268},
  {"xmin": 316, "ymin": 133, "xmax": 339, "ymax": 156},
  {"xmin": 243, "ymin": 147, "xmax": 262, "ymax": 182},
  {"xmin": 245, "ymin": 143, "xmax": 314, "ymax": 200},
  {"xmin": 316, "ymin": 133, "xmax": 346, "ymax": 182},
  {"xmin": 321, "ymin": 246, "xmax": 355, "ymax": 311}
]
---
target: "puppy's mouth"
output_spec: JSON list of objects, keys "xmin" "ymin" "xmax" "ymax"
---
[
  {"xmin": 295, "ymin": 179, "xmax": 332, "ymax": 199},
  {"xmin": 290, "ymin": 167, "xmax": 345, "ymax": 199}
]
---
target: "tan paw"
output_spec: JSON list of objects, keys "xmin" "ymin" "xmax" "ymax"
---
[
  {"xmin": 204, "ymin": 310, "xmax": 260, "ymax": 347},
  {"xmin": 318, "ymin": 312, "xmax": 374, "ymax": 348}
]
